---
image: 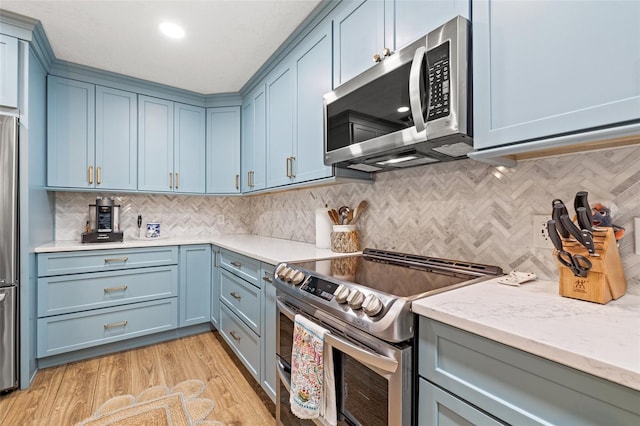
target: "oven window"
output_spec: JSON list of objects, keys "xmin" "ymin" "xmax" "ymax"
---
[{"xmin": 340, "ymin": 353, "xmax": 388, "ymax": 425}]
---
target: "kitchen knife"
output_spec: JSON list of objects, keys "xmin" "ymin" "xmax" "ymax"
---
[
  {"xmin": 574, "ymin": 191, "xmax": 593, "ymax": 229},
  {"xmin": 546, "ymin": 220, "xmax": 564, "ymax": 252},
  {"xmin": 551, "ymin": 200, "xmax": 570, "ymax": 239},
  {"xmin": 576, "ymin": 207, "xmax": 593, "ymax": 232},
  {"xmin": 560, "ymin": 214, "xmax": 598, "ymax": 256}
]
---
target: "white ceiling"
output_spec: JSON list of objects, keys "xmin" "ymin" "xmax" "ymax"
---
[{"xmin": 1, "ymin": 0, "xmax": 323, "ymax": 94}]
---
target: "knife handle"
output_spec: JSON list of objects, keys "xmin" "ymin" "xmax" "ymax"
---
[
  {"xmin": 560, "ymin": 214, "xmax": 585, "ymax": 244},
  {"xmin": 574, "ymin": 191, "xmax": 593, "ymax": 228},
  {"xmin": 547, "ymin": 220, "xmax": 564, "ymax": 251},
  {"xmin": 552, "ymin": 200, "xmax": 570, "ymax": 239},
  {"xmin": 576, "ymin": 207, "xmax": 593, "ymax": 232}
]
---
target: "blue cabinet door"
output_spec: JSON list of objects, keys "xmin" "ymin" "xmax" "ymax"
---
[
  {"xmin": 211, "ymin": 248, "xmax": 220, "ymax": 329},
  {"xmin": 179, "ymin": 245, "xmax": 212, "ymax": 327},
  {"xmin": 0, "ymin": 34, "xmax": 18, "ymax": 108},
  {"xmin": 266, "ymin": 61, "xmax": 295, "ymax": 188},
  {"xmin": 138, "ymin": 95, "xmax": 174, "ymax": 192},
  {"xmin": 241, "ymin": 84, "xmax": 267, "ymax": 192},
  {"xmin": 174, "ymin": 103, "xmax": 206, "ymax": 194},
  {"xmin": 394, "ymin": 0, "xmax": 470, "ymax": 49},
  {"xmin": 47, "ymin": 76, "xmax": 96, "ymax": 188},
  {"xmin": 206, "ymin": 106, "xmax": 241, "ymax": 194},
  {"xmin": 292, "ymin": 24, "xmax": 333, "ymax": 183},
  {"xmin": 473, "ymin": 0, "xmax": 640, "ymax": 150},
  {"xmin": 95, "ymin": 86, "xmax": 137, "ymax": 190},
  {"xmin": 260, "ymin": 264, "xmax": 276, "ymax": 402},
  {"xmin": 333, "ymin": 0, "xmax": 386, "ymax": 86}
]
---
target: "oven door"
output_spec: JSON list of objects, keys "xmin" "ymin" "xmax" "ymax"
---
[{"xmin": 276, "ymin": 297, "xmax": 412, "ymax": 426}]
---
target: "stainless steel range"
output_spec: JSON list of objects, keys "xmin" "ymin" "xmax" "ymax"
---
[{"xmin": 274, "ymin": 248, "xmax": 502, "ymax": 426}]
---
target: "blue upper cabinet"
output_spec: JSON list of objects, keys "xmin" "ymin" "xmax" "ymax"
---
[
  {"xmin": 0, "ymin": 34, "xmax": 18, "ymax": 108},
  {"xmin": 472, "ymin": 0, "xmax": 640, "ymax": 151},
  {"xmin": 138, "ymin": 97, "xmax": 205, "ymax": 193},
  {"xmin": 174, "ymin": 103, "xmax": 206, "ymax": 193},
  {"xmin": 333, "ymin": 0, "xmax": 468, "ymax": 86},
  {"xmin": 266, "ymin": 60, "xmax": 295, "ymax": 188},
  {"xmin": 333, "ymin": 0, "xmax": 386, "ymax": 86},
  {"xmin": 47, "ymin": 76, "xmax": 96, "ymax": 189},
  {"xmin": 242, "ymin": 84, "xmax": 267, "ymax": 192},
  {"xmin": 206, "ymin": 106, "xmax": 241, "ymax": 194},
  {"xmin": 138, "ymin": 95, "xmax": 174, "ymax": 192},
  {"xmin": 292, "ymin": 24, "xmax": 333, "ymax": 183},
  {"xmin": 95, "ymin": 86, "xmax": 137, "ymax": 190}
]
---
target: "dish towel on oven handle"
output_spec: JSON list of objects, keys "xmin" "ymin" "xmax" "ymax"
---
[{"xmin": 290, "ymin": 314, "xmax": 337, "ymax": 425}]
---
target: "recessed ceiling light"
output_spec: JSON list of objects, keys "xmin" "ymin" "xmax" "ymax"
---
[
  {"xmin": 397, "ymin": 106, "xmax": 410, "ymax": 113},
  {"xmin": 159, "ymin": 22, "xmax": 185, "ymax": 39}
]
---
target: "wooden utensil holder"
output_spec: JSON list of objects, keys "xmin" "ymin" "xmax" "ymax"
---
[{"xmin": 555, "ymin": 227, "xmax": 626, "ymax": 304}]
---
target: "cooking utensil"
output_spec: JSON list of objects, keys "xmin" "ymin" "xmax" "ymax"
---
[
  {"xmin": 547, "ymin": 220, "xmax": 592, "ymax": 277},
  {"xmin": 137, "ymin": 214, "xmax": 142, "ymax": 238},
  {"xmin": 351, "ymin": 200, "xmax": 368, "ymax": 224},
  {"xmin": 560, "ymin": 214, "xmax": 598, "ymax": 256},
  {"xmin": 328, "ymin": 209, "xmax": 340, "ymax": 225},
  {"xmin": 338, "ymin": 206, "xmax": 350, "ymax": 225},
  {"xmin": 551, "ymin": 199, "xmax": 570, "ymax": 239},
  {"xmin": 346, "ymin": 209, "xmax": 354, "ymax": 224},
  {"xmin": 574, "ymin": 191, "xmax": 593, "ymax": 229}
]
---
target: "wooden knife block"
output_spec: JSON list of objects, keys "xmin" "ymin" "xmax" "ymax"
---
[{"xmin": 555, "ymin": 227, "xmax": 627, "ymax": 304}]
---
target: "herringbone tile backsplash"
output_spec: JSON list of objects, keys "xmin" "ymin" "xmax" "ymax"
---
[{"xmin": 56, "ymin": 146, "xmax": 640, "ymax": 284}]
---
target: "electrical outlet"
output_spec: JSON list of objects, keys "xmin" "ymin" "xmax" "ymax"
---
[
  {"xmin": 635, "ymin": 217, "xmax": 640, "ymax": 255},
  {"xmin": 217, "ymin": 215, "xmax": 225, "ymax": 225},
  {"xmin": 533, "ymin": 214, "xmax": 552, "ymax": 248}
]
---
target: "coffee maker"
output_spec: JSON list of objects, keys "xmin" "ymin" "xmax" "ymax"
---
[{"xmin": 81, "ymin": 197, "xmax": 124, "ymax": 243}]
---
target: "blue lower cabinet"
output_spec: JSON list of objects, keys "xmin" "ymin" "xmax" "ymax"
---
[
  {"xmin": 220, "ymin": 303, "xmax": 260, "ymax": 381},
  {"xmin": 211, "ymin": 247, "xmax": 221, "ymax": 329},
  {"xmin": 179, "ymin": 245, "xmax": 212, "ymax": 327},
  {"xmin": 37, "ymin": 298, "xmax": 177, "ymax": 357},
  {"xmin": 219, "ymin": 268, "xmax": 261, "ymax": 335}
]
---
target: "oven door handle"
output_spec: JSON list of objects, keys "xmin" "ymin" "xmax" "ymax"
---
[
  {"xmin": 276, "ymin": 358, "xmax": 292, "ymax": 393},
  {"xmin": 277, "ymin": 298, "xmax": 399, "ymax": 374},
  {"xmin": 325, "ymin": 333, "xmax": 398, "ymax": 374}
]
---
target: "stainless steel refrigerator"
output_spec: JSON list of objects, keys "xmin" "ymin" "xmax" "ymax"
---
[{"xmin": 0, "ymin": 114, "xmax": 19, "ymax": 392}]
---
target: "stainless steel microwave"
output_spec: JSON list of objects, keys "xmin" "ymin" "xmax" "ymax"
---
[{"xmin": 324, "ymin": 16, "xmax": 472, "ymax": 172}]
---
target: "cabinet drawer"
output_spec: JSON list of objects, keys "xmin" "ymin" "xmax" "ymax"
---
[
  {"xmin": 419, "ymin": 318, "xmax": 640, "ymax": 425},
  {"xmin": 419, "ymin": 378, "xmax": 505, "ymax": 426},
  {"xmin": 220, "ymin": 303, "xmax": 260, "ymax": 381},
  {"xmin": 219, "ymin": 268, "xmax": 261, "ymax": 334},
  {"xmin": 219, "ymin": 248, "xmax": 261, "ymax": 286},
  {"xmin": 37, "ymin": 298, "xmax": 177, "ymax": 357},
  {"xmin": 38, "ymin": 246, "xmax": 179, "ymax": 276},
  {"xmin": 38, "ymin": 265, "xmax": 178, "ymax": 317}
]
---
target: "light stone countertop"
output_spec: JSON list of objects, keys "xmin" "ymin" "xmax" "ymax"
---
[
  {"xmin": 34, "ymin": 234, "xmax": 353, "ymax": 265},
  {"xmin": 412, "ymin": 278, "xmax": 640, "ymax": 391}
]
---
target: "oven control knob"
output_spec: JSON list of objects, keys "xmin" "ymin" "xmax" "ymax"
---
[
  {"xmin": 275, "ymin": 264, "xmax": 288, "ymax": 280},
  {"xmin": 333, "ymin": 284, "xmax": 350, "ymax": 304},
  {"xmin": 347, "ymin": 289, "xmax": 364, "ymax": 310},
  {"xmin": 362, "ymin": 294, "xmax": 383, "ymax": 316},
  {"xmin": 283, "ymin": 268, "xmax": 297, "ymax": 283},
  {"xmin": 291, "ymin": 270, "xmax": 306, "ymax": 285}
]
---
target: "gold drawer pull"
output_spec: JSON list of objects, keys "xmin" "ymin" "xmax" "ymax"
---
[
  {"xmin": 230, "ymin": 292, "xmax": 242, "ymax": 301},
  {"xmin": 97, "ymin": 166, "xmax": 102, "ymax": 184},
  {"xmin": 104, "ymin": 320, "xmax": 128, "ymax": 329},
  {"xmin": 169, "ymin": 172, "xmax": 173, "ymax": 189},
  {"xmin": 175, "ymin": 173, "xmax": 179, "ymax": 189},
  {"xmin": 104, "ymin": 257, "xmax": 128, "ymax": 263},
  {"xmin": 88, "ymin": 165, "xmax": 94, "ymax": 184},
  {"xmin": 104, "ymin": 285, "xmax": 128, "ymax": 293},
  {"xmin": 229, "ymin": 331, "xmax": 241, "ymax": 342},
  {"xmin": 230, "ymin": 261, "xmax": 242, "ymax": 267},
  {"xmin": 262, "ymin": 275, "xmax": 273, "ymax": 283}
]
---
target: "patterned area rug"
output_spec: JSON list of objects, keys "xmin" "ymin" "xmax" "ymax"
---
[{"xmin": 78, "ymin": 379, "xmax": 224, "ymax": 426}]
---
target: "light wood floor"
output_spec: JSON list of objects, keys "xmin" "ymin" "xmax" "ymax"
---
[{"xmin": 0, "ymin": 331, "xmax": 275, "ymax": 425}]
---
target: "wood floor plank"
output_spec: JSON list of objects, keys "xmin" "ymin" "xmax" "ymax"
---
[
  {"xmin": 0, "ymin": 364, "xmax": 67, "ymax": 426},
  {"xmin": 2, "ymin": 331, "xmax": 275, "ymax": 425}
]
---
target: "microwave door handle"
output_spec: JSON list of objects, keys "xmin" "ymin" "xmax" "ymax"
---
[{"xmin": 409, "ymin": 45, "xmax": 428, "ymax": 133}]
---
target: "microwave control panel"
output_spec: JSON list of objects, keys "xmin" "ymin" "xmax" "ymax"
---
[{"xmin": 426, "ymin": 41, "xmax": 450, "ymax": 122}]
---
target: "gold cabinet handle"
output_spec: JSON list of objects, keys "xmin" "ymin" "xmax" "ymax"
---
[
  {"xmin": 88, "ymin": 165, "xmax": 94, "ymax": 184},
  {"xmin": 213, "ymin": 250, "xmax": 219, "ymax": 268},
  {"xmin": 262, "ymin": 274, "xmax": 273, "ymax": 283},
  {"xmin": 175, "ymin": 173, "xmax": 179, "ymax": 189},
  {"xmin": 251, "ymin": 171, "xmax": 255, "ymax": 187},
  {"xmin": 97, "ymin": 166, "xmax": 101, "ymax": 185},
  {"xmin": 382, "ymin": 47, "xmax": 391, "ymax": 57},
  {"xmin": 104, "ymin": 320, "xmax": 127, "ymax": 329},
  {"xmin": 104, "ymin": 257, "xmax": 128, "ymax": 263},
  {"xmin": 229, "ymin": 330, "xmax": 241, "ymax": 342},
  {"xmin": 289, "ymin": 156, "xmax": 296, "ymax": 178},
  {"xmin": 230, "ymin": 261, "xmax": 242, "ymax": 267},
  {"xmin": 169, "ymin": 172, "xmax": 173, "ymax": 189},
  {"xmin": 373, "ymin": 53, "xmax": 382, "ymax": 63},
  {"xmin": 230, "ymin": 292, "xmax": 242, "ymax": 301},
  {"xmin": 104, "ymin": 285, "xmax": 128, "ymax": 293},
  {"xmin": 235, "ymin": 174, "xmax": 239, "ymax": 190}
]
